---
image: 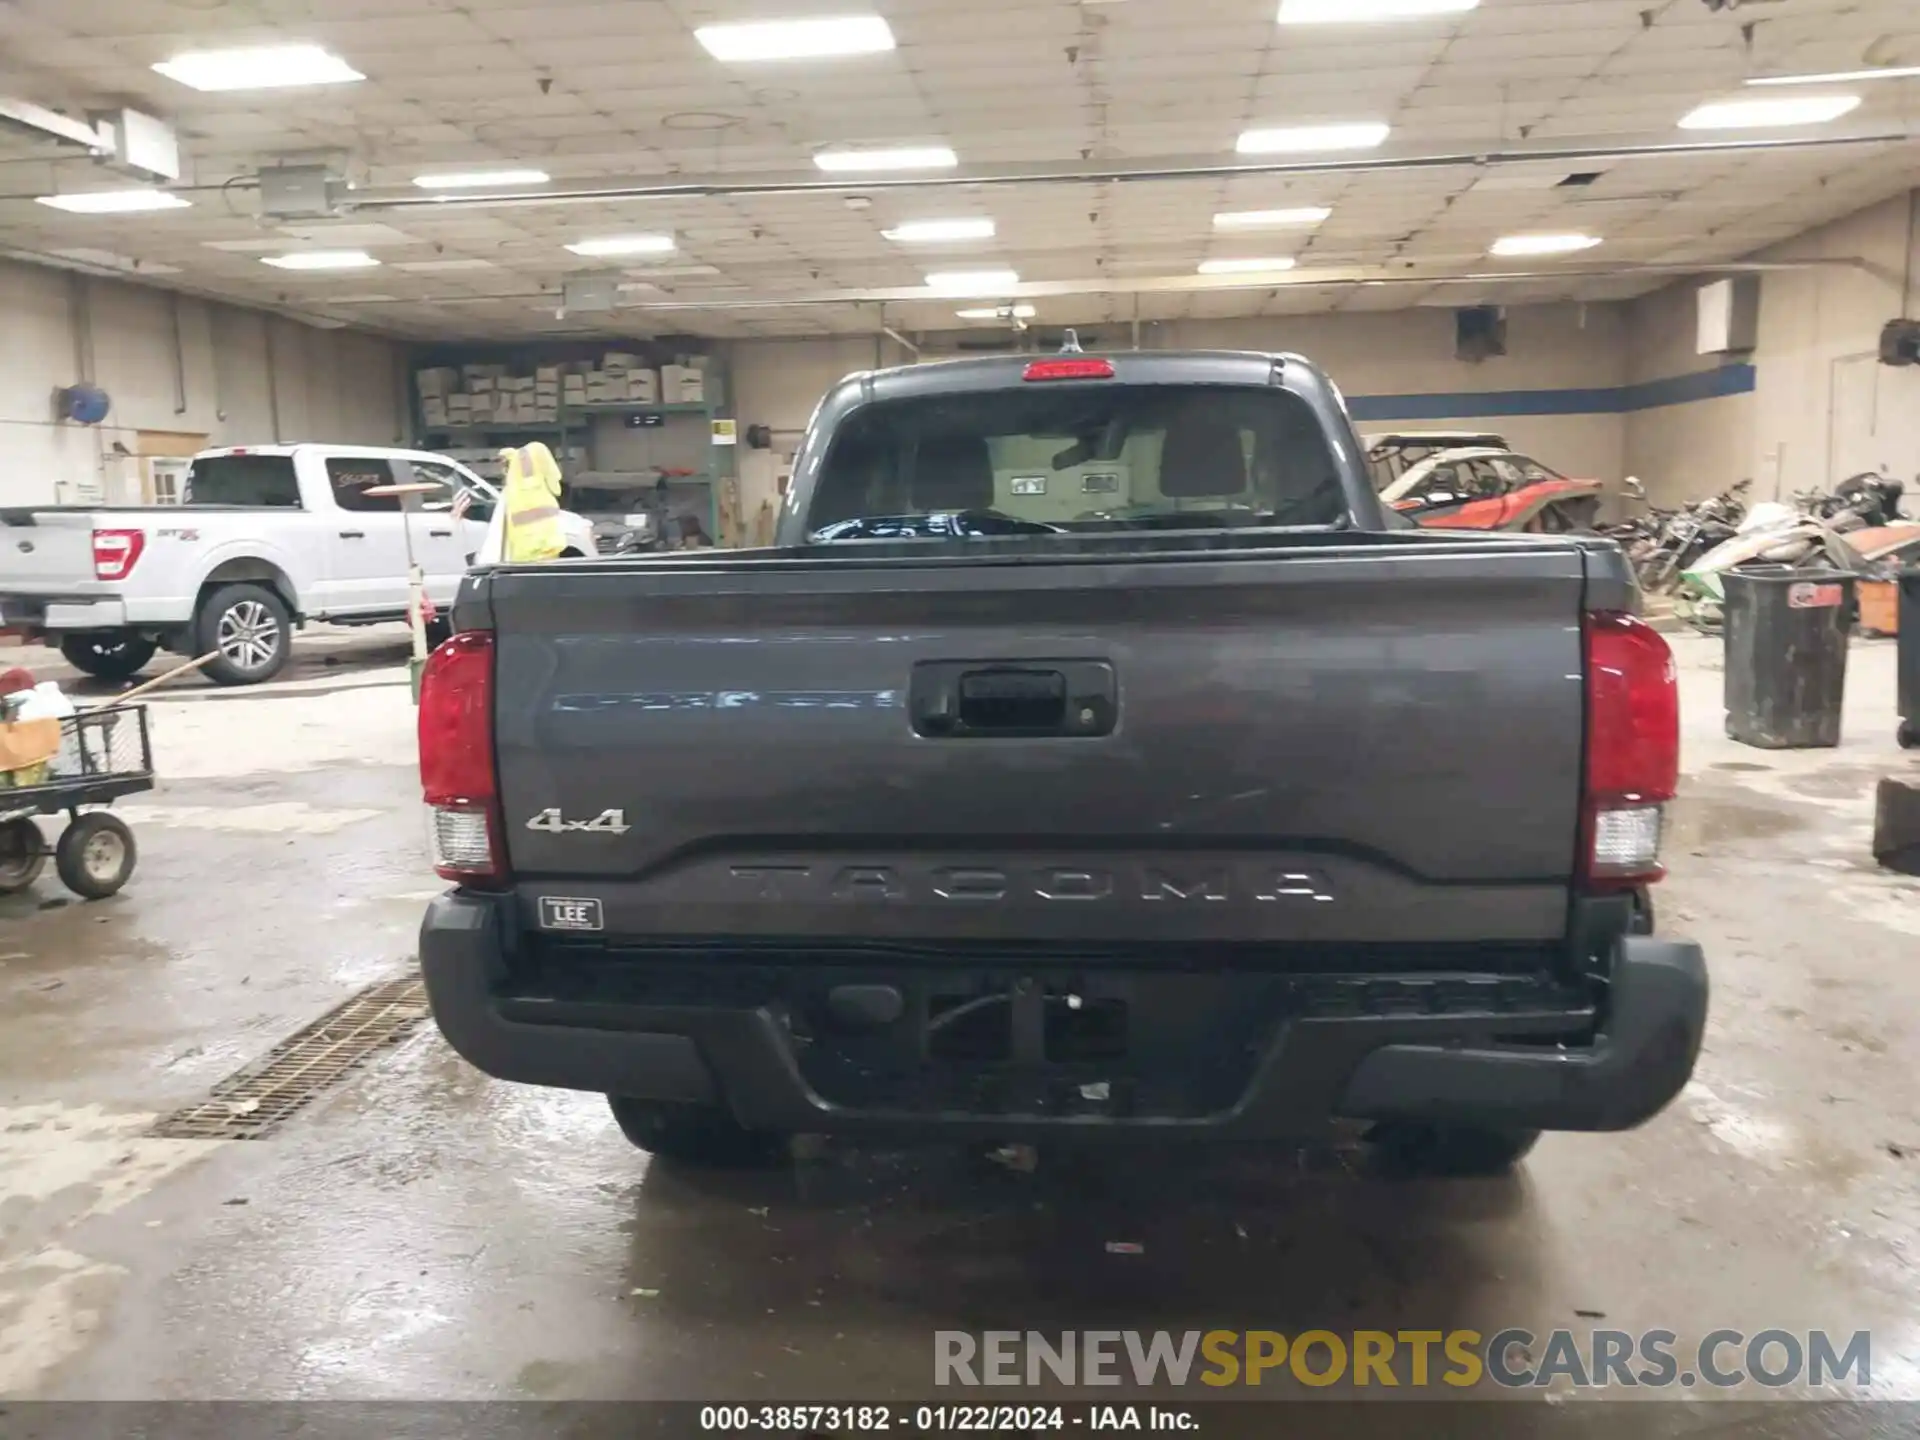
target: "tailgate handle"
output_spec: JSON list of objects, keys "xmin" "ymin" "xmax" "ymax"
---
[
  {"xmin": 912, "ymin": 660, "xmax": 1116, "ymax": 738},
  {"xmin": 960, "ymin": 668, "xmax": 1066, "ymax": 730}
]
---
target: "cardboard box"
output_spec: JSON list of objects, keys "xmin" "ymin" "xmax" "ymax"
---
[
  {"xmin": 535, "ymin": 366, "xmax": 561, "ymax": 383},
  {"xmin": 662, "ymin": 364, "xmax": 705, "ymax": 404},
  {"xmin": 603, "ymin": 351, "xmax": 641, "ymax": 371},
  {"xmin": 415, "ymin": 366, "xmax": 457, "ymax": 398},
  {"xmin": 626, "ymin": 368, "xmax": 660, "ymax": 404},
  {"xmin": 422, "ymin": 399, "xmax": 449, "ymax": 428}
]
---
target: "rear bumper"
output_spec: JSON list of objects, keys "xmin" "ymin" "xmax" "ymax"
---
[
  {"xmin": 0, "ymin": 594, "xmax": 129, "ymax": 633},
  {"xmin": 419, "ymin": 893, "xmax": 1707, "ymax": 1139}
]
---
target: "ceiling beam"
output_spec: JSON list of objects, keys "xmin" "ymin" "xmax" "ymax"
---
[
  {"xmin": 316, "ymin": 256, "xmax": 1865, "ymax": 312},
  {"xmin": 312, "ymin": 124, "xmax": 1920, "ymax": 213},
  {"xmin": 0, "ymin": 96, "xmax": 110, "ymax": 155}
]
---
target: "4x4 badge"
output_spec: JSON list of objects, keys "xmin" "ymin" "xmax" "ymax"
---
[{"xmin": 526, "ymin": 808, "xmax": 630, "ymax": 835}]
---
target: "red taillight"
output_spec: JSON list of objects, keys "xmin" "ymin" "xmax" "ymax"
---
[
  {"xmin": 1022, "ymin": 358, "xmax": 1115, "ymax": 381},
  {"xmin": 92, "ymin": 529, "xmax": 145, "ymax": 582},
  {"xmin": 1583, "ymin": 611, "xmax": 1679, "ymax": 889},
  {"xmin": 418, "ymin": 630, "xmax": 505, "ymax": 886}
]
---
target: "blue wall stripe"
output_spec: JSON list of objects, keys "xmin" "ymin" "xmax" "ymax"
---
[{"xmin": 1346, "ymin": 363, "xmax": 1756, "ymax": 423}]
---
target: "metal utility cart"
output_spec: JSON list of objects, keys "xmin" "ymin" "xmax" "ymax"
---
[{"xmin": 0, "ymin": 703, "xmax": 154, "ymax": 899}]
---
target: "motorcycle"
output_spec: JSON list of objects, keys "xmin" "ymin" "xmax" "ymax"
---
[
  {"xmin": 1817, "ymin": 470, "xmax": 1907, "ymax": 530},
  {"xmin": 1608, "ymin": 479, "xmax": 1750, "ymax": 595},
  {"xmin": 1675, "ymin": 502, "xmax": 1867, "ymax": 632}
]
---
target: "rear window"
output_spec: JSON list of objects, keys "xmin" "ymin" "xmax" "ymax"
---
[
  {"xmin": 182, "ymin": 455, "xmax": 301, "ymax": 507},
  {"xmin": 806, "ymin": 384, "xmax": 1346, "ymax": 541}
]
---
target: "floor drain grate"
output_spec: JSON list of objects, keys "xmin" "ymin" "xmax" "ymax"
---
[{"xmin": 151, "ymin": 976, "xmax": 430, "ymax": 1140}]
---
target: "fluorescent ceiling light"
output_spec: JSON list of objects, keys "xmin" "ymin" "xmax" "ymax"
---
[
  {"xmin": 261, "ymin": 251, "xmax": 380, "ymax": 271},
  {"xmin": 1490, "ymin": 233, "xmax": 1601, "ymax": 257},
  {"xmin": 883, "ymin": 217, "xmax": 996, "ymax": 243},
  {"xmin": 815, "ymin": 145, "xmax": 958, "ymax": 173},
  {"xmin": 1747, "ymin": 66, "xmax": 1920, "ymax": 87},
  {"xmin": 153, "ymin": 44, "xmax": 363, "ymax": 92},
  {"xmin": 565, "ymin": 234, "xmax": 676, "ymax": 257},
  {"xmin": 1198, "ymin": 257, "xmax": 1298, "ymax": 274},
  {"xmin": 926, "ymin": 269, "xmax": 1020, "ymax": 294},
  {"xmin": 696, "ymin": 15, "xmax": 894, "ymax": 62},
  {"xmin": 1279, "ymin": 0, "xmax": 1476, "ymax": 21},
  {"xmin": 1679, "ymin": 95, "xmax": 1861, "ymax": 129},
  {"xmin": 1236, "ymin": 122, "xmax": 1390, "ymax": 154},
  {"xmin": 1213, "ymin": 206, "xmax": 1331, "ymax": 229},
  {"xmin": 36, "ymin": 188, "xmax": 190, "ymax": 214},
  {"xmin": 956, "ymin": 304, "xmax": 1036, "ymax": 320},
  {"xmin": 413, "ymin": 168, "xmax": 550, "ymax": 189}
]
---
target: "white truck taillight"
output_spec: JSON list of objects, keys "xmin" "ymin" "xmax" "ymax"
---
[
  {"xmin": 92, "ymin": 528, "xmax": 146, "ymax": 581},
  {"xmin": 1583, "ymin": 611, "xmax": 1680, "ymax": 887},
  {"xmin": 418, "ymin": 631, "xmax": 506, "ymax": 887}
]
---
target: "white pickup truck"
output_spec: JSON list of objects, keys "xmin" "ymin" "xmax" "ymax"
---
[{"xmin": 0, "ymin": 443, "xmax": 594, "ymax": 686}]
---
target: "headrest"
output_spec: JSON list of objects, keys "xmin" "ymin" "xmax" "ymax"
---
[
  {"xmin": 1158, "ymin": 403, "xmax": 1248, "ymax": 498},
  {"xmin": 914, "ymin": 435, "xmax": 996, "ymax": 512}
]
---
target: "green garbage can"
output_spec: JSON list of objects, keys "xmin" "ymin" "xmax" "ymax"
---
[{"xmin": 1723, "ymin": 565, "xmax": 1854, "ymax": 749}]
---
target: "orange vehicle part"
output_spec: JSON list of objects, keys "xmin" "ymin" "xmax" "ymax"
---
[{"xmin": 1396, "ymin": 478, "xmax": 1605, "ymax": 532}]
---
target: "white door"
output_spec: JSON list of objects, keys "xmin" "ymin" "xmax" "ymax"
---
[
  {"xmin": 322, "ymin": 457, "xmax": 412, "ymax": 614},
  {"xmin": 406, "ymin": 460, "xmax": 494, "ymax": 605}
]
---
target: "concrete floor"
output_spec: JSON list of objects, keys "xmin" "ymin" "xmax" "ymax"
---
[{"xmin": 1, "ymin": 627, "xmax": 1916, "ymax": 1408}]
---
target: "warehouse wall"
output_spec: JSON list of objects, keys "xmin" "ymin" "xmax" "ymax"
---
[
  {"xmin": 0, "ymin": 258, "xmax": 407, "ymax": 509},
  {"xmin": 727, "ymin": 334, "xmax": 906, "ymax": 446},
  {"xmin": 1746, "ymin": 190, "xmax": 1920, "ymax": 500},
  {"xmin": 1622, "ymin": 285, "xmax": 1758, "ymax": 506},
  {"xmin": 1625, "ymin": 188, "xmax": 1920, "ymax": 507}
]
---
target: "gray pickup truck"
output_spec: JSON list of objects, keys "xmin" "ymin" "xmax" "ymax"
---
[{"xmin": 417, "ymin": 348, "xmax": 1707, "ymax": 1173}]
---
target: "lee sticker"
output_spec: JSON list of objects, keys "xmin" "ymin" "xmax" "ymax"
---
[
  {"xmin": 1788, "ymin": 582, "xmax": 1844, "ymax": 610},
  {"xmin": 539, "ymin": 896, "xmax": 603, "ymax": 932}
]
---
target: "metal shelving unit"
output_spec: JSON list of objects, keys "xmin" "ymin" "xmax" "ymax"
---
[{"xmin": 410, "ymin": 351, "xmax": 736, "ymax": 543}]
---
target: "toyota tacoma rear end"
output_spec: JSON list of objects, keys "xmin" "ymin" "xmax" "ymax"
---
[{"xmin": 416, "ymin": 348, "xmax": 1707, "ymax": 1171}]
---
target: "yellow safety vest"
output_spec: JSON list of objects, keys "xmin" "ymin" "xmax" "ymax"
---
[{"xmin": 501, "ymin": 442, "xmax": 564, "ymax": 562}]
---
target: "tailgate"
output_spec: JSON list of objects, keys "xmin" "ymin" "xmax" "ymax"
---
[
  {"xmin": 0, "ymin": 512, "xmax": 102, "ymax": 594},
  {"xmin": 487, "ymin": 542, "xmax": 1591, "ymax": 946}
]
